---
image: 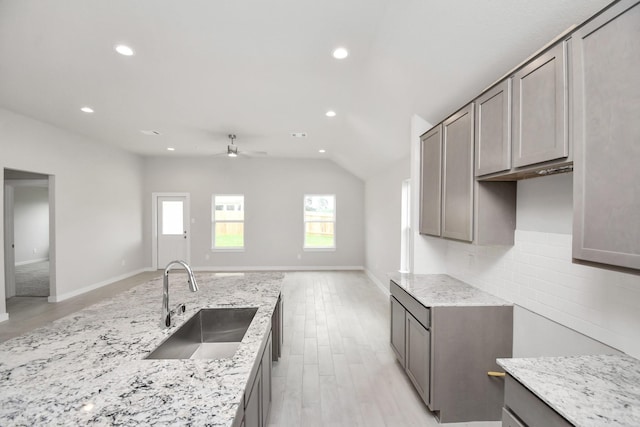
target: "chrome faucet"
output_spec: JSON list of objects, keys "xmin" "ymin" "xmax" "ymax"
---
[{"xmin": 162, "ymin": 260, "xmax": 199, "ymax": 328}]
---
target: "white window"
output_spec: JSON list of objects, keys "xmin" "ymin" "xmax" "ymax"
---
[
  {"xmin": 304, "ymin": 194, "xmax": 335, "ymax": 249},
  {"xmin": 212, "ymin": 195, "xmax": 244, "ymax": 249}
]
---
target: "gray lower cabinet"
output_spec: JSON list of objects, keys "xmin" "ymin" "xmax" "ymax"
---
[
  {"xmin": 261, "ymin": 332, "xmax": 272, "ymax": 427},
  {"xmin": 419, "ymin": 124, "xmax": 443, "ymax": 236},
  {"xmin": 390, "ymin": 296, "xmax": 406, "ymax": 368},
  {"xmin": 503, "ymin": 375, "xmax": 571, "ymax": 427},
  {"xmin": 442, "ymin": 103, "xmax": 474, "ymax": 242},
  {"xmin": 390, "ymin": 280, "xmax": 513, "ymax": 423},
  {"xmin": 571, "ymin": 0, "xmax": 640, "ymax": 271},
  {"xmin": 475, "ymin": 78, "xmax": 512, "ymax": 176},
  {"xmin": 271, "ymin": 294, "xmax": 283, "ymax": 361},
  {"xmin": 243, "ymin": 331, "xmax": 273, "ymax": 427},
  {"xmin": 513, "ymin": 41, "xmax": 568, "ymax": 168},
  {"xmin": 405, "ymin": 312, "xmax": 430, "ymax": 404},
  {"xmin": 244, "ymin": 364, "xmax": 261, "ymax": 427}
]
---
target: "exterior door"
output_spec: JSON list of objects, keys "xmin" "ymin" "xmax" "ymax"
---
[{"xmin": 157, "ymin": 196, "xmax": 189, "ymax": 268}]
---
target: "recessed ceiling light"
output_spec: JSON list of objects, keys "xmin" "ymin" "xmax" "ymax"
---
[
  {"xmin": 115, "ymin": 44, "xmax": 135, "ymax": 56},
  {"xmin": 140, "ymin": 130, "xmax": 162, "ymax": 136},
  {"xmin": 291, "ymin": 132, "xmax": 308, "ymax": 138},
  {"xmin": 325, "ymin": 110, "xmax": 336, "ymax": 117},
  {"xmin": 319, "ymin": 149, "xmax": 326, "ymax": 153},
  {"xmin": 80, "ymin": 106, "xmax": 94, "ymax": 113},
  {"xmin": 167, "ymin": 147, "xmax": 175, "ymax": 151},
  {"xmin": 332, "ymin": 47, "xmax": 348, "ymax": 59}
]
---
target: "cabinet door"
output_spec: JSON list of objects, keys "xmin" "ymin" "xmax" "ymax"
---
[
  {"xmin": 390, "ymin": 296, "xmax": 406, "ymax": 367},
  {"xmin": 419, "ymin": 125, "xmax": 443, "ymax": 236},
  {"xmin": 572, "ymin": 0, "xmax": 640, "ymax": 270},
  {"xmin": 442, "ymin": 103, "xmax": 474, "ymax": 242},
  {"xmin": 513, "ymin": 42, "xmax": 568, "ymax": 168},
  {"xmin": 272, "ymin": 295, "xmax": 282, "ymax": 361},
  {"xmin": 244, "ymin": 365, "xmax": 261, "ymax": 427},
  {"xmin": 475, "ymin": 79, "xmax": 511, "ymax": 176},
  {"xmin": 261, "ymin": 332, "xmax": 273, "ymax": 427},
  {"xmin": 405, "ymin": 312, "xmax": 430, "ymax": 405}
]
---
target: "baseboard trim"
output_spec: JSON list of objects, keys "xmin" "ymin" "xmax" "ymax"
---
[
  {"xmin": 48, "ymin": 267, "xmax": 153, "ymax": 303},
  {"xmin": 365, "ymin": 269, "xmax": 390, "ymax": 296},
  {"xmin": 191, "ymin": 265, "xmax": 365, "ymax": 272},
  {"xmin": 15, "ymin": 258, "xmax": 49, "ymax": 266}
]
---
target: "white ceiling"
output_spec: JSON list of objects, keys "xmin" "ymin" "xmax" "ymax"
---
[{"xmin": 0, "ymin": 0, "xmax": 611, "ymax": 179}]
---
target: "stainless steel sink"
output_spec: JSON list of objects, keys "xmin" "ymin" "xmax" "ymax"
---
[{"xmin": 146, "ymin": 307, "xmax": 258, "ymax": 360}]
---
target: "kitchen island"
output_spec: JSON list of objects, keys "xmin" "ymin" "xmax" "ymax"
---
[{"xmin": 0, "ymin": 272, "xmax": 283, "ymax": 426}]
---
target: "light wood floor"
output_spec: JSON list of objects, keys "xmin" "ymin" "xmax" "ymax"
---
[{"xmin": 1, "ymin": 270, "xmax": 498, "ymax": 427}]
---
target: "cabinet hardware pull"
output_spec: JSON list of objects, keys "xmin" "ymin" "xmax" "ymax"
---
[{"xmin": 487, "ymin": 371, "xmax": 506, "ymax": 377}]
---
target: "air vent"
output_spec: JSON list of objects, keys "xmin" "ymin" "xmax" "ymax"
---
[{"xmin": 291, "ymin": 132, "xmax": 307, "ymax": 138}]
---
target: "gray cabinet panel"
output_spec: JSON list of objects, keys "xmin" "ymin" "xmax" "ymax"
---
[
  {"xmin": 419, "ymin": 125, "xmax": 443, "ymax": 236},
  {"xmin": 442, "ymin": 103, "xmax": 474, "ymax": 242},
  {"xmin": 261, "ymin": 332, "xmax": 272, "ymax": 427},
  {"xmin": 390, "ymin": 296, "xmax": 406, "ymax": 367},
  {"xmin": 475, "ymin": 79, "xmax": 511, "ymax": 176},
  {"xmin": 272, "ymin": 294, "xmax": 282, "ymax": 361},
  {"xmin": 502, "ymin": 408, "xmax": 526, "ymax": 427},
  {"xmin": 405, "ymin": 312, "xmax": 430, "ymax": 405},
  {"xmin": 431, "ymin": 306, "xmax": 513, "ymax": 423},
  {"xmin": 572, "ymin": 0, "xmax": 640, "ymax": 270},
  {"xmin": 513, "ymin": 42, "xmax": 568, "ymax": 168},
  {"xmin": 244, "ymin": 365, "xmax": 261, "ymax": 427}
]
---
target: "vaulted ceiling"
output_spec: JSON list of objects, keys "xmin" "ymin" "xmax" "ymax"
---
[{"xmin": 0, "ymin": 0, "xmax": 611, "ymax": 179}]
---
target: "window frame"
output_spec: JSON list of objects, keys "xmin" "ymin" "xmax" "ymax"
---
[
  {"xmin": 303, "ymin": 194, "xmax": 336, "ymax": 251},
  {"xmin": 211, "ymin": 194, "xmax": 245, "ymax": 252}
]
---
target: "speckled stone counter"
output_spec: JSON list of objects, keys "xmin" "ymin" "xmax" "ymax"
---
[
  {"xmin": 498, "ymin": 354, "xmax": 640, "ymax": 427},
  {"xmin": 389, "ymin": 273, "xmax": 510, "ymax": 306},
  {"xmin": 0, "ymin": 272, "xmax": 283, "ymax": 426}
]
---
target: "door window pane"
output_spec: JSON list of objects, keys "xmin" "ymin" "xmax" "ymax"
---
[{"xmin": 162, "ymin": 201, "xmax": 183, "ymax": 235}]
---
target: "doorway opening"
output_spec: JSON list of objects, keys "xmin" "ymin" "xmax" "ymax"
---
[
  {"xmin": 3, "ymin": 168, "xmax": 56, "ymax": 320},
  {"xmin": 400, "ymin": 179, "xmax": 412, "ymax": 273}
]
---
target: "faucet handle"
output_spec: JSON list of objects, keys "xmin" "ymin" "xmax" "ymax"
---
[
  {"xmin": 174, "ymin": 303, "xmax": 186, "ymax": 315},
  {"xmin": 164, "ymin": 313, "xmax": 172, "ymax": 328}
]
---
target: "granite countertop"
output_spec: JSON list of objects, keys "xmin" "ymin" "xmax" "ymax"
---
[
  {"xmin": 0, "ymin": 272, "xmax": 283, "ymax": 426},
  {"xmin": 498, "ymin": 354, "xmax": 640, "ymax": 427},
  {"xmin": 389, "ymin": 273, "xmax": 511, "ymax": 307}
]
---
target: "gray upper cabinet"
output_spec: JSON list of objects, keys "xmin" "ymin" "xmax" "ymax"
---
[
  {"xmin": 513, "ymin": 42, "xmax": 568, "ymax": 168},
  {"xmin": 572, "ymin": 0, "xmax": 640, "ymax": 270},
  {"xmin": 419, "ymin": 125, "xmax": 443, "ymax": 237},
  {"xmin": 442, "ymin": 103, "xmax": 474, "ymax": 242},
  {"xmin": 475, "ymin": 78, "xmax": 511, "ymax": 176}
]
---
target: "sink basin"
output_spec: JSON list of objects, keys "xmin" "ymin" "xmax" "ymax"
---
[{"xmin": 146, "ymin": 307, "xmax": 258, "ymax": 360}]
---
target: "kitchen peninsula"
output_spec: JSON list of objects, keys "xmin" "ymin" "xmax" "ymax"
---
[{"xmin": 0, "ymin": 272, "xmax": 283, "ymax": 426}]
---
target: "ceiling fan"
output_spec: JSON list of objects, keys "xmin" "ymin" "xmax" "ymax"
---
[{"xmin": 213, "ymin": 134, "xmax": 267, "ymax": 158}]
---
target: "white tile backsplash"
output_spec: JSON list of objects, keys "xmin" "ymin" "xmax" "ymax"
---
[{"xmin": 445, "ymin": 230, "xmax": 640, "ymax": 358}]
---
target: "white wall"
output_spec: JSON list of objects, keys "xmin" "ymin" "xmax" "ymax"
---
[
  {"xmin": 13, "ymin": 186, "xmax": 49, "ymax": 264},
  {"xmin": 364, "ymin": 156, "xmax": 410, "ymax": 289},
  {"xmin": 427, "ymin": 173, "xmax": 640, "ymax": 358},
  {"xmin": 0, "ymin": 108, "xmax": 146, "ymax": 305},
  {"xmin": 143, "ymin": 156, "xmax": 364, "ymax": 270}
]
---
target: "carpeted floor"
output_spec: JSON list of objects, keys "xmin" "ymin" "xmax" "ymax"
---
[{"xmin": 15, "ymin": 260, "xmax": 50, "ymax": 297}]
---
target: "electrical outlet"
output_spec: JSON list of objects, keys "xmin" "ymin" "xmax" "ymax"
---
[
  {"xmin": 297, "ymin": 254, "xmax": 301, "ymax": 260},
  {"xmin": 121, "ymin": 259, "xmax": 126, "ymax": 267},
  {"xmin": 205, "ymin": 254, "xmax": 210, "ymax": 260},
  {"xmin": 33, "ymin": 248, "xmax": 37, "ymax": 254}
]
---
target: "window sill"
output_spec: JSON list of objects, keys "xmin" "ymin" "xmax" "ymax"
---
[
  {"xmin": 211, "ymin": 248, "xmax": 245, "ymax": 253},
  {"xmin": 303, "ymin": 247, "xmax": 336, "ymax": 252}
]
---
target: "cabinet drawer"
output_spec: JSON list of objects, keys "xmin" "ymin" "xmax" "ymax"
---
[
  {"xmin": 505, "ymin": 375, "xmax": 571, "ymax": 427},
  {"xmin": 390, "ymin": 280, "xmax": 430, "ymax": 329}
]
